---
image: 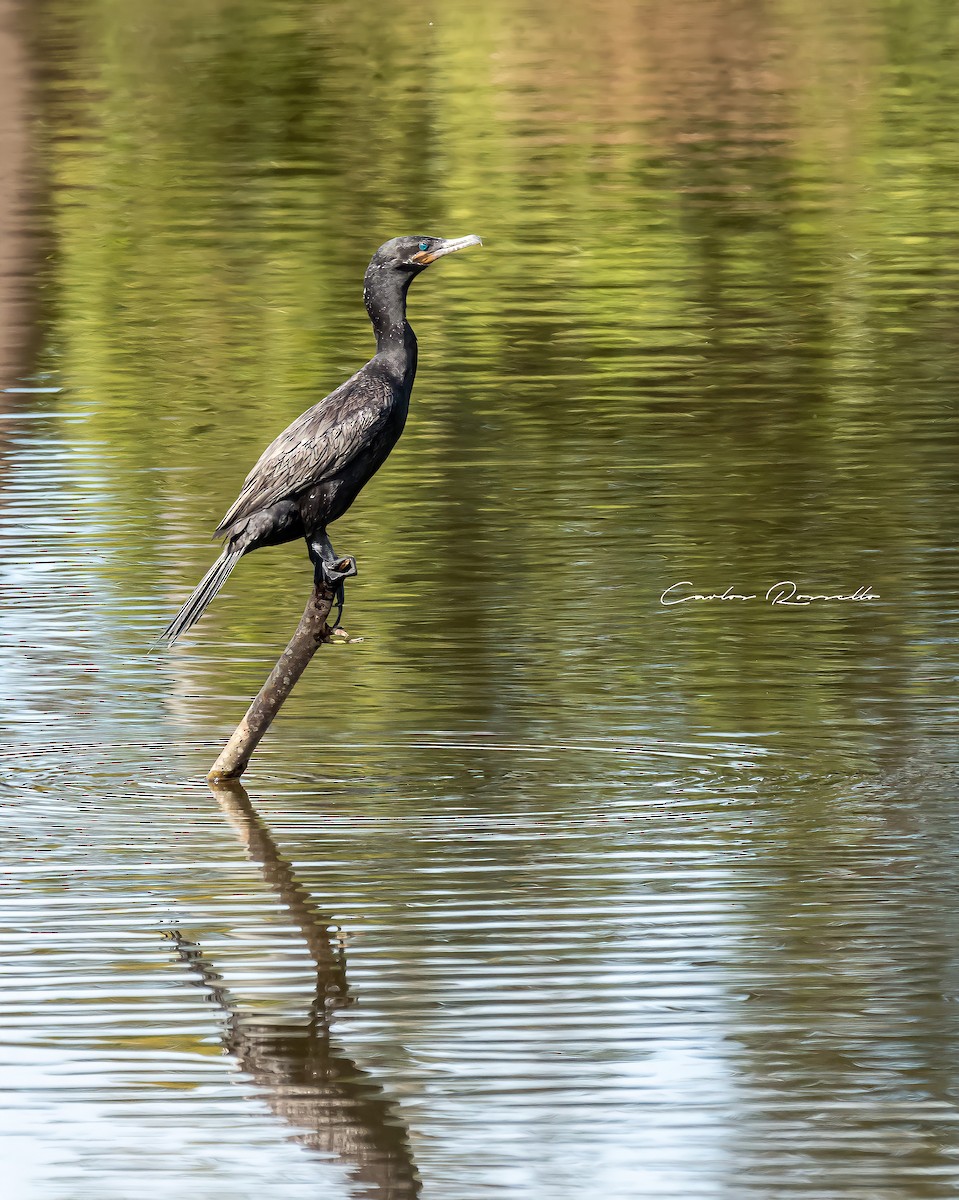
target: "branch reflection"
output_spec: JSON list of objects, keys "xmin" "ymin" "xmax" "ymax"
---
[{"xmin": 169, "ymin": 778, "xmax": 420, "ymax": 1200}]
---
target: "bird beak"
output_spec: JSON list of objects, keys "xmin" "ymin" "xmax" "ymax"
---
[{"xmin": 412, "ymin": 234, "xmax": 483, "ymax": 264}]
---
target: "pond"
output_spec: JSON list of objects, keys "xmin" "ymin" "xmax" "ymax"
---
[{"xmin": 2, "ymin": 0, "xmax": 959, "ymax": 1196}]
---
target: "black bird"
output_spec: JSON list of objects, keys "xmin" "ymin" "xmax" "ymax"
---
[{"xmin": 159, "ymin": 233, "xmax": 482, "ymax": 645}]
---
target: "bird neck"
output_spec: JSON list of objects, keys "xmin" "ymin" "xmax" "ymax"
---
[{"xmin": 364, "ymin": 266, "xmax": 417, "ymax": 363}]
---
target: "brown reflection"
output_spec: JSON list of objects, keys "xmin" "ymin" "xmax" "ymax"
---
[
  {"xmin": 638, "ymin": 0, "xmax": 795, "ymax": 147},
  {"xmin": 0, "ymin": 0, "xmax": 34, "ymax": 397},
  {"xmin": 167, "ymin": 779, "xmax": 420, "ymax": 1200}
]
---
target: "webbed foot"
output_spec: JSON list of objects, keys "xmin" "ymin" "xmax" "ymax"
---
[
  {"xmin": 317, "ymin": 555, "xmax": 357, "ymax": 628},
  {"xmin": 318, "ymin": 555, "xmax": 357, "ymax": 588}
]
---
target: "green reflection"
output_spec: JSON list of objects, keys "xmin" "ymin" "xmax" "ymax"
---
[{"xmin": 26, "ymin": 0, "xmax": 959, "ymax": 761}]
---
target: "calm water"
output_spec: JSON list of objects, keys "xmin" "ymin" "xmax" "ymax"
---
[{"xmin": 3, "ymin": 0, "xmax": 959, "ymax": 1196}]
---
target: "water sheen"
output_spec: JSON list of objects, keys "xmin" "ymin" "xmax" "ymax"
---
[{"xmin": 2, "ymin": 0, "xmax": 959, "ymax": 1196}]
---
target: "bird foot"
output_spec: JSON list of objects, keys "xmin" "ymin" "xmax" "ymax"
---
[
  {"xmin": 319, "ymin": 555, "xmax": 357, "ymax": 587},
  {"xmin": 321, "ymin": 623, "xmax": 363, "ymax": 644},
  {"xmin": 315, "ymin": 555, "xmax": 357, "ymax": 631}
]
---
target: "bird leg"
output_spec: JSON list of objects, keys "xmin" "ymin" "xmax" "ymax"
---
[
  {"xmin": 323, "ymin": 557, "xmax": 358, "ymax": 630},
  {"xmin": 307, "ymin": 533, "xmax": 357, "ymax": 630}
]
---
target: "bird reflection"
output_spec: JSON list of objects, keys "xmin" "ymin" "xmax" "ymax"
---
[{"xmin": 166, "ymin": 778, "xmax": 420, "ymax": 1200}]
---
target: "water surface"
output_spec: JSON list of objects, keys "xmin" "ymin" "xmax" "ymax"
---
[{"xmin": 2, "ymin": 0, "xmax": 959, "ymax": 1196}]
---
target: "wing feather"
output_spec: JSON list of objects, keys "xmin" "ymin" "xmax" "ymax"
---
[{"xmin": 215, "ymin": 370, "xmax": 391, "ymax": 536}]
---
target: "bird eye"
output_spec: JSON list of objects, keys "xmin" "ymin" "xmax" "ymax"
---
[{"xmin": 418, "ymin": 241, "xmax": 429, "ymax": 251}]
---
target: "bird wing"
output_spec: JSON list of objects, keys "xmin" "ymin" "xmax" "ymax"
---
[{"xmin": 214, "ymin": 369, "xmax": 392, "ymax": 536}]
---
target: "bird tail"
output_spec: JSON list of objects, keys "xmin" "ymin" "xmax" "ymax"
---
[{"xmin": 156, "ymin": 547, "xmax": 243, "ymax": 647}]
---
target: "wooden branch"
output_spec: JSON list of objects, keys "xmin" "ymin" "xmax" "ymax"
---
[{"xmin": 208, "ymin": 582, "xmax": 336, "ymax": 781}]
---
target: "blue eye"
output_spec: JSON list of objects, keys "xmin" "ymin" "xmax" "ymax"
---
[{"xmin": 418, "ymin": 241, "xmax": 429, "ymax": 251}]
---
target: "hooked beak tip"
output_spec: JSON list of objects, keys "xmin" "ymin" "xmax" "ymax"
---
[{"xmin": 433, "ymin": 234, "xmax": 483, "ymax": 259}]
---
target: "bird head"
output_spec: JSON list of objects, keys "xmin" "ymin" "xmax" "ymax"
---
[{"xmin": 370, "ymin": 234, "xmax": 483, "ymax": 275}]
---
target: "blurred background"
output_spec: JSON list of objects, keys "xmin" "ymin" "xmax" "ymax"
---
[{"xmin": 2, "ymin": 0, "xmax": 959, "ymax": 1197}]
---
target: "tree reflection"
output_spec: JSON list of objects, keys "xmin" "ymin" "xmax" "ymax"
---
[{"xmin": 0, "ymin": 0, "xmax": 37, "ymax": 401}]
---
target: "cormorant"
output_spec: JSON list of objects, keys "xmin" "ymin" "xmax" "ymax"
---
[{"xmin": 159, "ymin": 233, "xmax": 482, "ymax": 645}]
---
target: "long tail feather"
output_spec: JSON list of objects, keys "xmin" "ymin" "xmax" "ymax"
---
[{"xmin": 156, "ymin": 548, "xmax": 244, "ymax": 647}]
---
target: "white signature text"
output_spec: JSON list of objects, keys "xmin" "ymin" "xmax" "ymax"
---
[{"xmin": 660, "ymin": 581, "xmax": 880, "ymax": 607}]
